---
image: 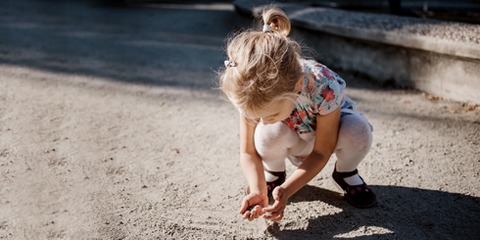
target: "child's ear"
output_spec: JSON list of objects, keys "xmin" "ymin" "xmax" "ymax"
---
[{"xmin": 295, "ymin": 76, "xmax": 304, "ymax": 92}]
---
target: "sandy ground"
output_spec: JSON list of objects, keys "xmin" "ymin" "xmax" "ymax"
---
[{"xmin": 0, "ymin": 1, "xmax": 479, "ymax": 239}]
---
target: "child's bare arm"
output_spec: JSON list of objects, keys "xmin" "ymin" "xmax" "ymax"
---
[
  {"xmin": 238, "ymin": 116, "xmax": 268, "ymax": 220},
  {"xmin": 239, "ymin": 116, "xmax": 267, "ymax": 195}
]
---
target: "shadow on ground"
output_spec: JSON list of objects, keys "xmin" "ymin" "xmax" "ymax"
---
[{"xmin": 268, "ymin": 185, "xmax": 480, "ymax": 239}]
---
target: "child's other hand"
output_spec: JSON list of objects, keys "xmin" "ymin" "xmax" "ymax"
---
[
  {"xmin": 239, "ymin": 192, "xmax": 268, "ymax": 221},
  {"xmin": 262, "ymin": 186, "xmax": 288, "ymax": 222}
]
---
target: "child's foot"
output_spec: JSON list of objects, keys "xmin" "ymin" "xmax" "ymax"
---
[
  {"xmin": 245, "ymin": 170, "xmax": 286, "ymax": 198},
  {"xmin": 265, "ymin": 170, "xmax": 286, "ymax": 197},
  {"xmin": 332, "ymin": 167, "xmax": 376, "ymax": 208}
]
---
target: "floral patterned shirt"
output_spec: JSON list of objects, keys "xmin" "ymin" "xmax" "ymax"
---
[{"xmin": 282, "ymin": 59, "xmax": 346, "ymax": 134}]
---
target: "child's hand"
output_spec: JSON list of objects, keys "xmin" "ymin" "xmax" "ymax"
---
[
  {"xmin": 239, "ymin": 192, "xmax": 268, "ymax": 221},
  {"xmin": 262, "ymin": 186, "xmax": 288, "ymax": 222}
]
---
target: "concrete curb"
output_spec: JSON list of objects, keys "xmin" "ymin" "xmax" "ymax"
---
[
  {"xmin": 233, "ymin": 0, "xmax": 480, "ymax": 104},
  {"xmin": 289, "ymin": 8, "xmax": 480, "ymax": 60}
]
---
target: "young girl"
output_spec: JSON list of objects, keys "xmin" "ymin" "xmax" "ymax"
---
[{"xmin": 219, "ymin": 7, "xmax": 376, "ymax": 222}]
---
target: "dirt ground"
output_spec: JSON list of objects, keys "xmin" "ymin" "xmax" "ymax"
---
[{"xmin": 0, "ymin": 1, "xmax": 479, "ymax": 239}]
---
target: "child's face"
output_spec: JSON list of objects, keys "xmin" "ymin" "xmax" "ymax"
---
[{"xmin": 256, "ymin": 98, "xmax": 296, "ymax": 125}]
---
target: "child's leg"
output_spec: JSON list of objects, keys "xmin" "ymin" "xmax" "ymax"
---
[
  {"xmin": 333, "ymin": 111, "xmax": 376, "ymax": 208},
  {"xmin": 254, "ymin": 122, "xmax": 306, "ymax": 181},
  {"xmin": 335, "ymin": 112, "xmax": 373, "ymax": 173}
]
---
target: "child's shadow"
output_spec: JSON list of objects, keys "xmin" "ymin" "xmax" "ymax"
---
[{"xmin": 268, "ymin": 185, "xmax": 480, "ymax": 240}]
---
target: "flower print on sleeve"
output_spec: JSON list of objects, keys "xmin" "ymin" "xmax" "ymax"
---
[
  {"xmin": 321, "ymin": 87, "xmax": 335, "ymax": 103},
  {"xmin": 282, "ymin": 59, "xmax": 346, "ymax": 134},
  {"xmin": 308, "ymin": 60, "xmax": 345, "ymax": 115}
]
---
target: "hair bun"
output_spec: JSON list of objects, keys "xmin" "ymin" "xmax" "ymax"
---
[{"xmin": 262, "ymin": 8, "xmax": 291, "ymax": 36}]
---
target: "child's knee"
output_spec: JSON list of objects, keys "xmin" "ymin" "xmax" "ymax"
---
[
  {"xmin": 254, "ymin": 122, "xmax": 296, "ymax": 152},
  {"xmin": 338, "ymin": 114, "xmax": 372, "ymax": 150}
]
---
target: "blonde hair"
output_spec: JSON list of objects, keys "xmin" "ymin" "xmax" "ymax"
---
[{"xmin": 218, "ymin": 7, "xmax": 303, "ymax": 118}]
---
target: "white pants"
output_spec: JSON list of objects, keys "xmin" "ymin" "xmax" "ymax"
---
[{"xmin": 254, "ymin": 106, "xmax": 373, "ymax": 173}]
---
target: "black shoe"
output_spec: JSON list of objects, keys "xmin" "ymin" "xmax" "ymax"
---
[
  {"xmin": 245, "ymin": 171, "xmax": 286, "ymax": 198},
  {"xmin": 332, "ymin": 168, "xmax": 376, "ymax": 208},
  {"xmin": 266, "ymin": 170, "xmax": 286, "ymax": 197}
]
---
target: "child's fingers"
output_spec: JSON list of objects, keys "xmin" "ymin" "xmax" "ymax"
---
[
  {"xmin": 263, "ymin": 204, "xmax": 285, "ymax": 220},
  {"xmin": 262, "ymin": 199, "xmax": 282, "ymax": 213},
  {"xmin": 263, "ymin": 200, "xmax": 286, "ymax": 221},
  {"xmin": 248, "ymin": 205, "xmax": 262, "ymax": 220},
  {"xmin": 240, "ymin": 194, "xmax": 268, "ymax": 220},
  {"xmin": 239, "ymin": 198, "xmax": 250, "ymax": 214},
  {"xmin": 242, "ymin": 211, "xmax": 252, "ymax": 220},
  {"xmin": 263, "ymin": 209, "xmax": 283, "ymax": 221},
  {"xmin": 241, "ymin": 203, "xmax": 263, "ymax": 220}
]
